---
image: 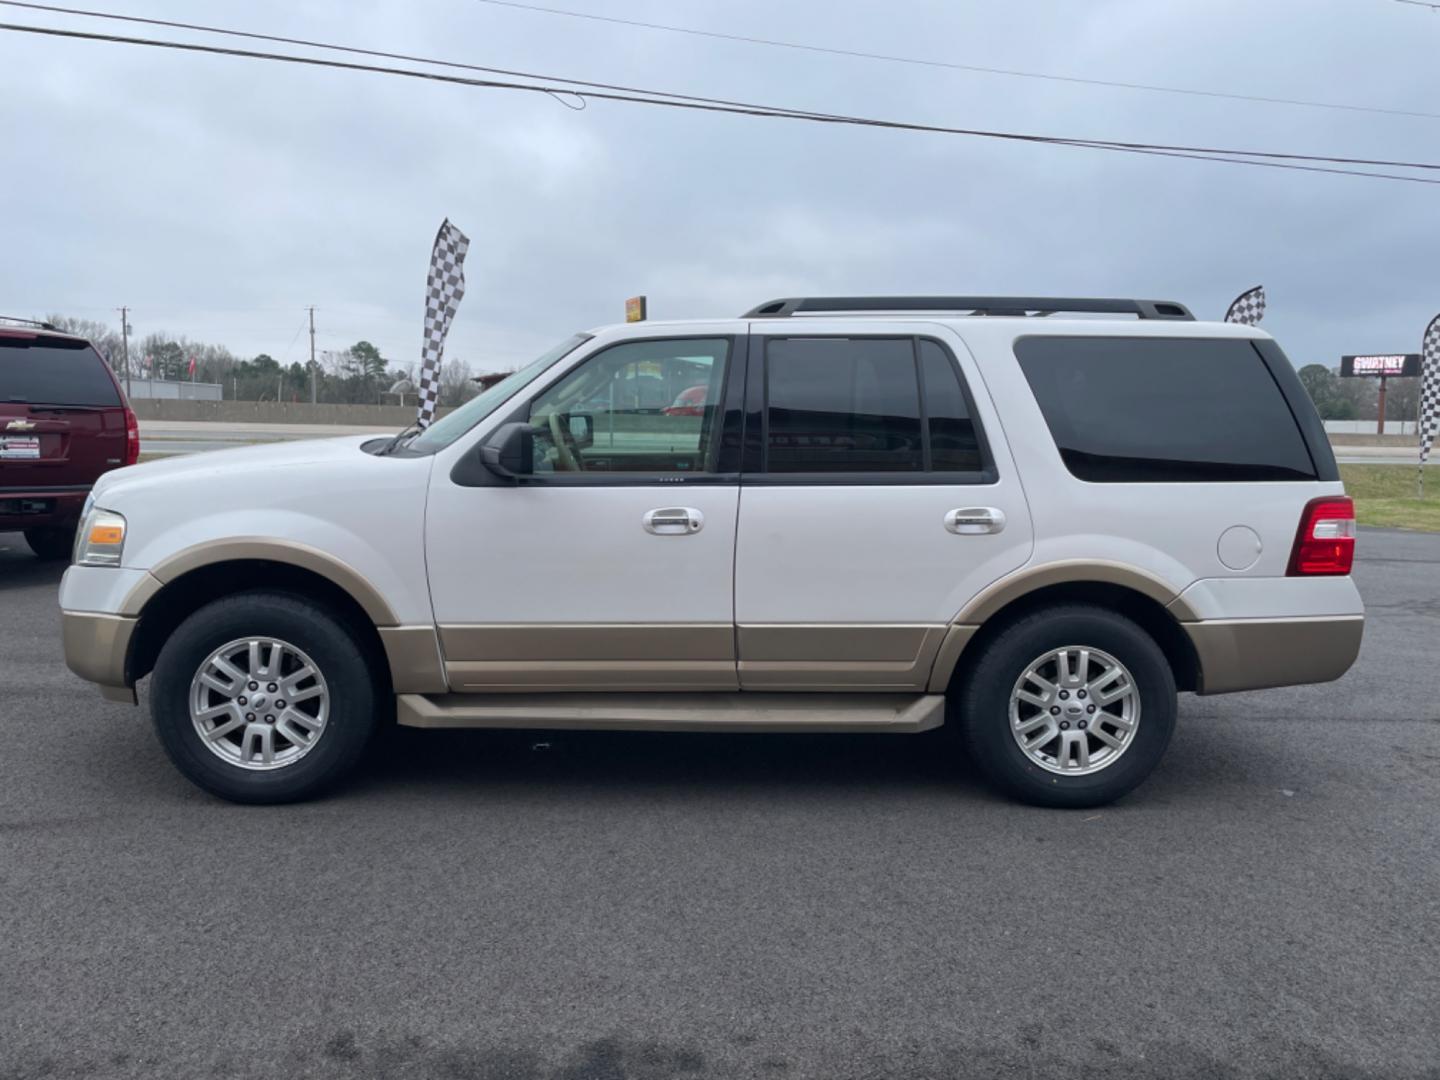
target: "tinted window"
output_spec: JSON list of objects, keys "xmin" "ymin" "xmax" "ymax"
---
[
  {"xmin": 1014, "ymin": 336, "xmax": 1316, "ymax": 483},
  {"xmin": 528, "ymin": 338, "xmax": 729, "ymax": 474},
  {"xmin": 0, "ymin": 337, "xmax": 120, "ymax": 407},
  {"xmin": 765, "ymin": 338, "xmax": 922, "ymax": 472},
  {"xmin": 919, "ymin": 340, "xmax": 983, "ymax": 471}
]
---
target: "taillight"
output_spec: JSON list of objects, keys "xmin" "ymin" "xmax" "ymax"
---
[
  {"xmin": 1287, "ymin": 496, "xmax": 1355, "ymax": 576},
  {"xmin": 123, "ymin": 406, "xmax": 140, "ymax": 466}
]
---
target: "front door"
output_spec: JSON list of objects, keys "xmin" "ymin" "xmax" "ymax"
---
[
  {"xmin": 733, "ymin": 325, "xmax": 1034, "ymax": 690},
  {"xmin": 425, "ymin": 332, "xmax": 744, "ymax": 692}
]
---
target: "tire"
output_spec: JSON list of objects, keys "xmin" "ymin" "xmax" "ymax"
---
[
  {"xmin": 150, "ymin": 591, "xmax": 381, "ymax": 804},
  {"xmin": 957, "ymin": 604, "xmax": 1176, "ymax": 809},
  {"xmin": 24, "ymin": 525, "xmax": 75, "ymax": 561}
]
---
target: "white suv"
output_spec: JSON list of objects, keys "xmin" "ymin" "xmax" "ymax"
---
[{"xmin": 59, "ymin": 296, "xmax": 1364, "ymax": 807}]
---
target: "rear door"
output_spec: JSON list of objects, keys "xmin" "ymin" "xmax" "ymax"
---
[
  {"xmin": 0, "ymin": 333, "xmax": 126, "ymax": 486},
  {"xmin": 733, "ymin": 323, "xmax": 1034, "ymax": 690}
]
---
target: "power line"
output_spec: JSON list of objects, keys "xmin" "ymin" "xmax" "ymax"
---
[
  {"xmin": 4, "ymin": 18, "xmax": 1439, "ymax": 186},
  {"xmin": 473, "ymin": 0, "xmax": 1440, "ymax": 123},
  {"xmin": 0, "ymin": 0, "xmax": 837, "ymax": 117},
  {"xmin": 4, "ymin": 7, "xmax": 1437, "ymax": 174},
  {"xmin": 1390, "ymin": 0, "xmax": 1439, "ymax": 10}
]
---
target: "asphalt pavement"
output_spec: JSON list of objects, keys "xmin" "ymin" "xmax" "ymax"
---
[{"xmin": 2, "ymin": 529, "xmax": 1438, "ymax": 1080}]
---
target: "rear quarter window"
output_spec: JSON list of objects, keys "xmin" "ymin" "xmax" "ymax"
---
[
  {"xmin": 0, "ymin": 336, "xmax": 120, "ymax": 407},
  {"xmin": 1014, "ymin": 336, "xmax": 1317, "ymax": 483}
]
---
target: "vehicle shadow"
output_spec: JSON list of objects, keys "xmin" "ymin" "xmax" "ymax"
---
[
  {"xmin": 0, "ymin": 532, "xmax": 65, "ymax": 589},
  {"xmin": 344, "ymin": 701, "xmax": 1252, "ymax": 810},
  {"xmin": 353, "ymin": 723, "xmax": 984, "ymax": 802}
]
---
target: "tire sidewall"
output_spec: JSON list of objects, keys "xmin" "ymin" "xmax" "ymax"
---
[
  {"xmin": 151, "ymin": 592, "xmax": 378, "ymax": 803},
  {"xmin": 962, "ymin": 607, "xmax": 1176, "ymax": 808}
]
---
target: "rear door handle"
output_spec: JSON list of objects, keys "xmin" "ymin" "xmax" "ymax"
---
[
  {"xmin": 644, "ymin": 507, "xmax": 704, "ymax": 535},
  {"xmin": 945, "ymin": 507, "xmax": 1006, "ymax": 535}
]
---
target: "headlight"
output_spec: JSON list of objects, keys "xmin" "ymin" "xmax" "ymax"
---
[{"xmin": 74, "ymin": 507, "xmax": 127, "ymax": 567}]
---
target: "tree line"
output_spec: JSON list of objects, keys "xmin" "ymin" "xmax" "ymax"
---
[
  {"xmin": 46, "ymin": 315, "xmax": 484, "ymax": 407},
  {"xmin": 1297, "ymin": 364, "xmax": 1422, "ymax": 423}
]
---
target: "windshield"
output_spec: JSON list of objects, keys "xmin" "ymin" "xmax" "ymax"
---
[{"xmin": 406, "ymin": 333, "xmax": 592, "ymax": 454}]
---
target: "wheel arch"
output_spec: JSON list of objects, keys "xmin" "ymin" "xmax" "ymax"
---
[
  {"xmin": 125, "ymin": 556, "xmax": 394, "ymax": 690},
  {"xmin": 137, "ymin": 539, "xmax": 398, "ymax": 624},
  {"xmin": 934, "ymin": 577, "xmax": 1201, "ymax": 696}
]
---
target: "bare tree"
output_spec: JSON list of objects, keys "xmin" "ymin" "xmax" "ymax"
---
[{"xmin": 438, "ymin": 358, "xmax": 476, "ymax": 406}]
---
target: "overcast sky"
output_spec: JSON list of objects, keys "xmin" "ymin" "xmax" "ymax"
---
[{"xmin": 2, "ymin": 0, "xmax": 1438, "ymax": 374}]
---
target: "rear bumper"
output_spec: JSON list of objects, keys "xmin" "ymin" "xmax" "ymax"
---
[
  {"xmin": 0, "ymin": 486, "xmax": 89, "ymax": 530},
  {"xmin": 1184, "ymin": 615, "xmax": 1364, "ymax": 695},
  {"xmin": 61, "ymin": 610, "xmax": 137, "ymax": 703}
]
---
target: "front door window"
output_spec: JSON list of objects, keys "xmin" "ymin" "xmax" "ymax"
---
[{"xmin": 528, "ymin": 338, "xmax": 731, "ymax": 474}]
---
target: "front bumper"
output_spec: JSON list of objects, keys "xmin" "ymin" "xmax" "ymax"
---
[
  {"xmin": 1183, "ymin": 615, "xmax": 1364, "ymax": 695},
  {"xmin": 61, "ymin": 610, "xmax": 138, "ymax": 704}
]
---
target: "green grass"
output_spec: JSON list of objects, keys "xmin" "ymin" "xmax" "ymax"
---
[{"xmin": 1339, "ymin": 464, "xmax": 1440, "ymax": 532}]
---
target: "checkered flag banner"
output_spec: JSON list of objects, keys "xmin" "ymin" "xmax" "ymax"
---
[
  {"xmin": 1224, "ymin": 285, "xmax": 1266, "ymax": 326},
  {"xmin": 415, "ymin": 219, "xmax": 470, "ymax": 429},
  {"xmin": 1419, "ymin": 314, "xmax": 1440, "ymax": 474}
]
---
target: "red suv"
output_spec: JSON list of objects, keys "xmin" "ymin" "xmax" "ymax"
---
[{"xmin": 1, "ymin": 320, "xmax": 139, "ymax": 559}]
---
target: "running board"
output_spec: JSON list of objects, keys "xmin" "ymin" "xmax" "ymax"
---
[{"xmin": 396, "ymin": 692, "xmax": 946, "ymax": 733}]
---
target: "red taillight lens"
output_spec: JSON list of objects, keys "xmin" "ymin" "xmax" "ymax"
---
[
  {"xmin": 123, "ymin": 406, "xmax": 140, "ymax": 466},
  {"xmin": 1287, "ymin": 496, "xmax": 1355, "ymax": 576}
]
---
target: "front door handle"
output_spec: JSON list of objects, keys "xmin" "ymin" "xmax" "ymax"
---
[
  {"xmin": 644, "ymin": 507, "xmax": 704, "ymax": 535},
  {"xmin": 945, "ymin": 507, "xmax": 1006, "ymax": 535}
]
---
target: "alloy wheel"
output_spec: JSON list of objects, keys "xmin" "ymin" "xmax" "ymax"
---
[
  {"xmin": 1008, "ymin": 645, "xmax": 1141, "ymax": 776},
  {"xmin": 188, "ymin": 637, "xmax": 330, "ymax": 771}
]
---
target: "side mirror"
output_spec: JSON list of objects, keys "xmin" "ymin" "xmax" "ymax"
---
[
  {"xmin": 479, "ymin": 422, "xmax": 534, "ymax": 480},
  {"xmin": 566, "ymin": 412, "xmax": 594, "ymax": 450}
]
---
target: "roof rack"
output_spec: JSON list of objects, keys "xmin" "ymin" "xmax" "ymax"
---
[
  {"xmin": 742, "ymin": 296, "xmax": 1195, "ymax": 321},
  {"xmin": 0, "ymin": 314, "xmax": 60, "ymax": 331}
]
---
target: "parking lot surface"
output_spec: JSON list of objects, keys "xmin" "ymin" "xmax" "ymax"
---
[{"xmin": 2, "ymin": 529, "xmax": 1437, "ymax": 1080}]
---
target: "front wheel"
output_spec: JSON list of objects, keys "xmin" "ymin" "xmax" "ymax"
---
[
  {"xmin": 150, "ymin": 591, "xmax": 381, "ymax": 804},
  {"xmin": 957, "ymin": 605, "xmax": 1176, "ymax": 808}
]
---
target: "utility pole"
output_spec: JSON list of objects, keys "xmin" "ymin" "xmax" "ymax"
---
[
  {"xmin": 116, "ymin": 306, "xmax": 131, "ymax": 397},
  {"xmin": 308, "ymin": 306, "xmax": 317, "ymax": 404},
  {"xmin": 1376, "ymin": 372, "xmax": 1388, "ymax": 436}
]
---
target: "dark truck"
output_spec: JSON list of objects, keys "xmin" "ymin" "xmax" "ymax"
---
[{"xmin": 1, "ymin": 319, "xmax": 139, "ymax": 559}]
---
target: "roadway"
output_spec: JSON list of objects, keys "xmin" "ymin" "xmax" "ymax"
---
[
  {"xmin": 2, "ymin": 528, "xmax": 1438, "ymax": 1078},
  {"xmin": 140, "ymin": 420, "xmax": 394, "ymax": 457}
]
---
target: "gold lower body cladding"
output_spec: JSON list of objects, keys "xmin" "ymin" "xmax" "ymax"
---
[{"xmin": 61, "ymin": 612, "xmax": 1363, "ymax": 717}]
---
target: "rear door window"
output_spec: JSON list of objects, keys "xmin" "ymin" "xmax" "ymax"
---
[
  {"xmin": 764, "ymin": 337, "xmax": 923, "ymax": 473},
  {"xmin": 918, "ymin": 339, "xmax": 984, "ymax": 472},
  {"xmin": 1014, "ymin": 336, "xmax": 1317, "ymax": 482},
  {"xmin": 0, "ymin": 336, "xmax": 120, "ymax": 407},
  {"xmin": 757, "ymin": 336, "xmax": 990, "ymax": 478}
]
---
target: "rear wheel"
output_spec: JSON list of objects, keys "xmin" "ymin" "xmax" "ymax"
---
[
  {"xmin": 957, "ymin": 604, "xmax": 1176, "ymax": 808},
  {"xmin": 24, "ymin": 525, "xmax": 75, "ymax": 561},
  {"xmin": 150, "ymin": 591, "xmax": 380, "ymax": 804}
]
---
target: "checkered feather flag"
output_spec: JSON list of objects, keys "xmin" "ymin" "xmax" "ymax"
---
[
  {"xmin": 1224, "ymin": 285, "xmax": 1266, "ymax": 326},
  {"xmin": 1418, "ymin": 314, "xmax": 1440, "ymax": 492},
  {"xmin": 415, "ymin": 219, "xmax": 470, "ymax": 429}
]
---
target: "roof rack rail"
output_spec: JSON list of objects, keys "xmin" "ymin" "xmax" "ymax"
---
[
  {"xmin": 0, "ymin": 314, "xmax": 60, "ymax": 331},
  {"xmin": 742, "ymin": 296, "xmax": 1194, "ymax": 321}
]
